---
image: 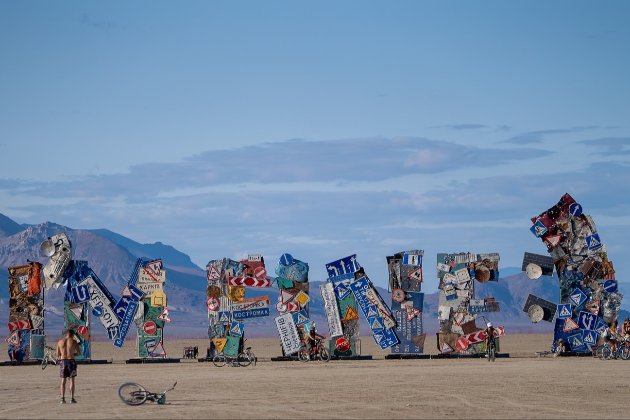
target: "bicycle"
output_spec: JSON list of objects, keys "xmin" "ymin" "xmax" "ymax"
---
[
  {"xmin": 212, "ymin": 352, "xmax": 252, "ymax": 367},
  {"xmin": 41, "ymin": 346, "xmax": 57, "ymax": 370},
  {"xmin": 242, "ymin": 345, "xmax": 257, "ymax": 367},
  {"xmin": 118, "ymin": 382, "xmax": 177, "ymax": 406},
  {"xmin": 598, "ymin": 336, "xmax": 630, "ymax": 360},
  {"xmin": 298, "ymin": 338, "xmax": 330, "ymax": 362},
  {"xmin": 486, "ymin": 338, "xmax": 496, "ymax": 362}
]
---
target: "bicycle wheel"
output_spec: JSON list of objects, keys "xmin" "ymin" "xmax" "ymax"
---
[
  {"xmin": 490, "ymin": 346, "xmax": 496, "ymax": 362},
  {"xmin": 620, "ymin": 346, "xmax": 630, "ymax": 361},
  {"xmin": 238, "ymin": 353, "xmax": 252, "ymax": 367},
  {"xmin": 249, "ymin": 352, "xmax": 257, "ymax": 367},
  {"xmin": 298, "ymin": 346, "xmax": 310, "ymax": 362},
  {"xmin": 319, "ymin": 348, "xmax": 330, "ymax": 362},
  {"xmin": 601, "ymin": 345, "xmax": 613, "ymax": 360},
  {"xmin": 118, "ymin": 383, "xmax": 148, "ymax": 406},
  {"xmin": 212, "ymin": 354, "xmax": 227, "ymax": 367}
]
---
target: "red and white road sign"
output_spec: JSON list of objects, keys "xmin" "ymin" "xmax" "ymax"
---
[
  {"xmin": 456, "ymin": 336, "xmax": 469, "ymax": 351},
  {"xmin": 143, "ymin": 321, "xmax": 157, "ymax": 335},
  {"xmin": 226, "ymin": 276, "xmax": 271, "ymax": 288},
  {"xmin": 335, "ymin": 337, "xmax": 351, "ymax": 352},
  {"xmin": 493, "ymin": 326, "xmax": 506, "ymax": 337},
  {"xmin": 465, "ymin": 330, "xmax": 488, "ymax": 345},
  {"xmin": 77, "ymin": 325, "xmax": 88, "ymax": 337},
  {"xmin": 286, "ymin": 302, "xmax": 300, "ymax": 312},
  {"xmin": 8, "ymin": 320, "xmax": 31, "ymax": 332},
  {"xmin": 207, "ymin": 296, "xmax": 220, "ymax": 311},
  {"xmin": 253, "ymin": 266, "xmax": 267, "ymax": 281}
]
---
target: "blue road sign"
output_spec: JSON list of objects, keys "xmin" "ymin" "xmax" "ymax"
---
[
  {"xmin": 569, "ymin": 202, "xmax": 583, "ymax": 217},
  {"xmin": 92, "ymin": 306, "xmax": 103, "ymax": 317},
  {"xmin": 326, "ymin": 255, "xmax": 361, "ymax": 279},
  {"xmin": 582, "ymin": 329, "xmax": 597, "ymax": 346},
  {"xmin": 585, "ymin": 233, "xmax": 602, "ymax": 251},
  {"xmin": 373, "ymin": 328, "xmax": 399, "ymax": 350},
  {"xmin": 567, "ymin": 332, "xmax": 586, "ymax": 352},
  {"xmin": 293, "ymin": 309, "xmax": 309, "ymax": 326},
  {"xmin": 233, "ymin": 307, "xmax": 270, "ymax": 320},
  {"xmin": 402, "ymin": 253, "xmax": 422, "ymax": 266},
  {"xmin": 349, "ymin": 276, "xmax": 373, "ymax": 319},
  {"xmin": 577, "ymin": 311, "xmax": 596, "ymax": 330},
  {"xmin": 218, "ymin": 311, "xmax": 231, "ymax": 324},
  {"xmin": 366, "ymin": 304, "xmax": 379, "ymax": 319},
  {"xmin": 595, "ymin": 317, "xmax": 607, "ymax": 336},
  {"xmin": 603, "ymin": 280, "xmax": 618, "ymax": 293},
  {"xmin": 368, "ymin": 316, "xmax": 385, "ymax": 332},
  {"xmin": 71, "ymin": 284, "xmax": 90, "ymax": 304},
  {"xmin": 335, "ymin": 282, "xmax": 351, "ymax": 300},
  {"xmin": 279, "ymin": 253, "xmax": 294, "ymax": 266},
  {"xmin": 114, "ymin": 300, "xmax": 139, "ymax": 348},
  {"xmin": 113, "ymin": 284, "xmax": 145, "ymax": 319},
  {"xmin": 569, "ymin": 289, "xmax": 588, "ymax": 307},
  {"xmin": 107, "ymin": 326, "xmax": 119, "ymax": 340},
  {"xmin": 229, "ymin": 322, "xmax": 244, "ymax": 337},
  {"xmin": 557, "ymin": 304, "xmax": 572, "ymax": 319},
  {"xmin": 530, "ymin": 220, "xmax": 548, "ymax": 237},
  {"xmin": 391, "ymin": 292, "xmax": 424, "ymax": 354}
]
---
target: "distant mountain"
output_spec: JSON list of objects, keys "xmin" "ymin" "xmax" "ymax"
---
[{"xmin": 0, "ymin": 213, "xmax": 24, "ymax": 237}]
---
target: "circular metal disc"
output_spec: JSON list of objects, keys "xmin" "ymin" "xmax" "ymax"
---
[
  {"xmin": 526, "ymin": 263, "xmax": 543, "ymax": 280},
  {"xmin": 392, "ymin": 288, "xmax": 406, "ymax": 303},
  {"xmin": 40, "ymin": 239, "xmax": 55, "ymax": 257},
  {"xmin": 528, "ymin": 304, "xmax": 544, "ymax": 323}
]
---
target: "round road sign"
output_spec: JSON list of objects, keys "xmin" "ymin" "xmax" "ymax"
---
[
  {"xmin": 207, "ymin": 296, "xmax": 220, "ymax": 311},
  {"xmin": 392, "ymin": 288, "xmax": 406, "ymax": 303},
  {"xmin": 92, "ymin": 306, "xmax": 103, "ymax": 317},
  {"xmin": 335, "ymin": 337, "xmax": 351, "ymax": 352},
  {"xmin": 456, "ymin": 336, "xmax": 469, "ymax": 351},
  {"xmin": 280, "ymin": 253, "xmax": 294, "ymax": 266},
  {"xmin": 253, "ymin": 266, "xmax": 267, "ymax": 281},
  {"xmin": 143, "ymin": 321, "xmax": 157, "ymax": 335}
]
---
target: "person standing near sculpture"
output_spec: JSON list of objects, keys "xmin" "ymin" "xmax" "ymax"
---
[{"xmin": 56, "ymin": 329, "xmax": 79, "ymax": 404}]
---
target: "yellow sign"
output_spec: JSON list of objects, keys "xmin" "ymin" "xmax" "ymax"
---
[
  {"xmin": 295, "ymin": 291, "xmax": 310, "ymax": 307},
  {"xmin": 228, "ymin": 286, "xmax": 245, "ymax": 302},
  {"xmin": 344, "ymin": 306, "xmax": 359, "ymax": 321},
  {"xmin": 150, "ymin": 290, "xmax": 167, "ymax": 307},
  {"xmin": 212, "ymin": 338, "xmax": 227, "ymax": 353}
]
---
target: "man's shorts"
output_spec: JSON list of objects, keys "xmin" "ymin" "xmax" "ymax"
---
[{"xmin": 59, "ymin": 359, "xmax": 77, "ymax": 378}]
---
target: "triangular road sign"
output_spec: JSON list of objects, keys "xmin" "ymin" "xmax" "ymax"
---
[
  {"xmin": 563, "ymin": 318, "xmax": 579, "ymax": 332},
  {"xmin": 219, "ymin": 312, "xmax": 230, "ymax": 323},
  {"xmin": 366, "ymin": 305, "xmax": 379, "ymax": 319},
  {"xmin": 545, "ymin": 235, "xmax": 561, "ymax": 248},
  {"xmin": 121, "ymin": 286, "xmax": 132, "ymax": 297},
  {"xmin": 335, "ymin": 283, "xmax": 350, "ymax": 300},
  {"xmin": 281, "ymin": 289, "xmax": 295, "ymax": 304},
  {"xmin": 406, "ymin": 306, "xmax": 420, "ymax": 321},
  {"xmin": 441, "ymin": 342, "xmax": 454, "ymax": 353},
  {"xmin": 369, "ymin": 317, "xmax": 384, "ymax": 331},
  {"xmin": 158, "ymin": 307, "xmax": 171, "ymax": 322},
  {"xmin": 229, "ymin": 322, "xmax": 244, "ymax": 337},
  {"xmin": 344, "ymin": 306, "xmax": 359, "ymax": 321}
]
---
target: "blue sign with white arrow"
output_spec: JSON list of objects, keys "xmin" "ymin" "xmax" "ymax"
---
[
  {"xmin": 603, "ymin": 280, "xmax": 618, "ymax": 293},
  {"xmin": 114, "ymin": 300, "xmax": 139, "ymax": 348},
  {"xmin": 569, "ymin": 202, "xmax": 583, "ymax": 217},
  {"xmin": 577, "ymin": 311, "xmax": 596, "ymax": 331}
]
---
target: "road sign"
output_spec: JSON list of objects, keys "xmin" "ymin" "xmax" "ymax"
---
[
  {"xmin": 295, "ymin": 291, "xmax": 310, "ymax": 307},
  {"xmin": 465, "ymin": 330, "xmax": 488, "ymax": 345},
  {"xmin": 71, "ymin": 284, "xmax": 90, "ymax": 304},
  {"xmin": 335, "ymin": 283, "xmax": 351, "ymax": 300},
  {"xmin": 79, "ymin": 275, "xmax": 119, "ymax": 330},
  {"xmin": 569, "ymin": 289, "xmax": 587, "ymax": 307},
  {"xmin": 569, "ymin": 202, "xmax": 583, "ymax": 217},
  {"xmin": 522, "ymin": 294, "xmax": 556, "ymax": 322},
  {"xmin": 402, "ymin": 253, "xmax": 422, "ymax": 266},
  {"xmin": 373, "ymin": 328, "xmax": 399, "ymax": 350},
  {"xmin": 595, "ymin": 317, "xmax": 607, "ymax": 336},
  {"xmin": 212, "ymin": 338, "xmax": 227, "ymax": 353},
  {"xmin": 603, "ymin": 280, "xmax": 618, "ymax": 293},
  {"xmin": 335, "ymin": 337, "xmax": 351, "ymax": 352},
  {"xmin": 233, "ymin": 307, "xmax": 270, "ymax": 320},
  {"xmin": 275, "ymin": 313, "xmax": 301, "ymax": 355},
  {"xmin": 405, "ymin": 306, "xmax": 420, "ymax": 321},
  {"xmin": 280, "ymin": 253, "xmax": 294, "ymax": 266},
  {"xmin": 114, "ymin": 300, "xmax": 139, "ymax": 348},
  {"xmin": 563, "ymin": 317, "xmax": 579, "ymax": 332},
  {"xmin": 441, "ymin": 342, "xmax": 454, "ymax": 353},
  {"xmin": 530, "ymin": 220, "xmax": 548, "ymax": 237},
  {"xmin": 456, "ymin": 337, "xmax": 469, "ymax": 351},
  {"xmin": 150, "ymin": 290, "xmax": 167, "ymax": 307},
  {"xmin": 557, "ymin": 304, "xmax": 572, "ymax": 319},
  {"xmin": 493, "ymin": 326, "xmax": 506, "ymax": 337},
  {"xmin": 544, "ymin": 235, "xmax": 562, "ymax": 248},
  {"xmin": 582, "ymin": 329, "xmax": 597, "ymax": 345},
  {"xmin": 368, "ymin": 316, "xmax": 384, "ymax": 331},
  {"xmin": 286, "ymin": 301, "xmax": 300, "ymax": 312},
  {"xmin": 227, "ymin": 276, "xmax": 271, "ymax": 288},
  {"xmin": 207, "ymin": 296, "xmax": 220, "ymax": 311},
  {"xmin": 350, "ymin": 275, "xmax": 396, "ymax": 329},
  {"xmin": 107, "ymin": 326, "xmax": 119, "ymax": 340},
  {"xmin": 6, "ymin": 331, "xmax": 19, "ymax": 346},
  {"xmin": 157, "ymin": 307, "xmax": 171, "ymax": 322},
  {"xmin": 281, "ymin": 289, "xmax": 295, "ymax": 303},
  {"xmin": 321, "ymin": 283, "xmax": 343, "ymax": 338},
  {"xmin": 232, "ymin": 297, "xmax": 270, "ymax": 311},
  {"xmin": 568, "ymin": 333, "xmax": 586, "ymax": 352},
  {"xmin": 326, "ymin": 255, "xmax": 361, "ymax": 279},
  {"xmin": 577, "ymin": 311, "xmax": 596, "ymax": 330},
  {"xmin": 218, "ymin": 311, "xmax": 231, "ymax": 324},
  {"xmin": 293, "ymin": 310, "xmax": 309, "ymax": 326},
  {"xmin": 229, "ymin": 322, "xmax": 244, "ymax": 337},
  {"xmin": 7, "ymin": 320, "xmax": 31, "ymax": 332},
  {"xmin": 366, "ymin": 304, "xmax": 379, "ymax": 319},
  {"xmin": 143, "ymin": 321, "xmax": 157, "ymax": 335},
  {"xmin": 585, "ymin": 233, "xmax": 602, "ymax": 251},
  {"xmin": 392, "ymin": 288, "xmax": 406, "ymax": 303},
  {"xmin": 344, "ymin": 306, "xmax": 359, "ymax": 321}
]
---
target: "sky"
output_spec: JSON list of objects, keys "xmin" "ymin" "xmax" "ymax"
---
[{"xmin": 1, "ymin": 1, "xmax": 629, "ymax": 295}]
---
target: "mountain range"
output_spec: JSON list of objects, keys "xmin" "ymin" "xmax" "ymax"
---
[{"xmin": 2, "ymin": 212, "xmax": 611, "ymax": 349}]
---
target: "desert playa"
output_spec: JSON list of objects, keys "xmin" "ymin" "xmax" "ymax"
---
[{"xmin": 1, "ymin": 334, "xmax": 629, "ymax": 419}]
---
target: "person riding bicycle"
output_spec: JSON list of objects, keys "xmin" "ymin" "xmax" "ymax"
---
[
  {"xmin": 484, "ymin": 322, "xmax": 496, "ymax": 352},
  {"xmin": 307, "ymin": 324, "xmax": 325, "ymax": 358},
  {"xmin": 605, "ymin": 320, "xmax": 620, "ymax": 354},
  {"xmin": 622, "ymin": 318, "xmax": 630, "ymax": 339}
]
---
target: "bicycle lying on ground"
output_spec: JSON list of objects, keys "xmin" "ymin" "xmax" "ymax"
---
[
  {"xmin": 298, "ymin": 338, "xmax": 330, "ymax": 362},
  {"xmin": 41, "ymin": 346, "xmax": 57, "ymax": 370},
  {"xmin": 118, "ymin": 382, "xmax": 177, "ymax": 405}
]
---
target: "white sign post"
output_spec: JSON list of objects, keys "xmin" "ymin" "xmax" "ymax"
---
[
  {"xmin": 274, "ymin": 313, "xmax": 301, "ymax": 355},
  {"xmin": 320, "ymin": 283, "xmax": 343, "ymax": 338}
]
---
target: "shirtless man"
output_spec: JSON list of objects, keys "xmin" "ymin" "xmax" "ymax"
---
[{"xmin": 56, "ymin": 329, "xmax": 79, "ymax": 404}]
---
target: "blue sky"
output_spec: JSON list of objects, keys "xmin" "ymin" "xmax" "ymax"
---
[{"xmin": 1, "ymin": 1, "xmax": 629, "ymax": 295}]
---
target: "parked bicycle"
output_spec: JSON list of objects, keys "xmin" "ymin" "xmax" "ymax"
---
[
  {"xmin": 298, "ymin": 338, "xmax": 330, "ymax": 362},
  {"xmin": 118, "ymin": 382, "xmax": 177, "ymax": 406},
  {"xmin": 598, "ymin": 336, "xmax": 630, "ymax": 360},
  {"xmin": 41, "ymin": 346, "xmax": 57, "ymax": 370},
  {"xmin": 212, "ymin": 351, "xmax": 252, "ymax": 367},
  {"xmin": 241, "ymin": 344, "xmax": 257, "ymax": 367}
]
